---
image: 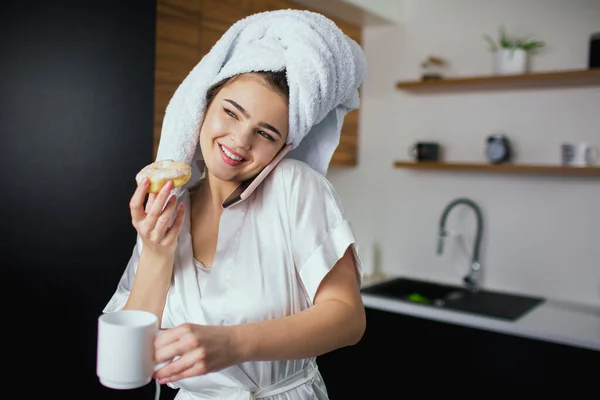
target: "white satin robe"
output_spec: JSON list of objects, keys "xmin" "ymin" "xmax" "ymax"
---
[{"xmin": 103, "ymin": 159, "xmax": 363, "ymax": 400}]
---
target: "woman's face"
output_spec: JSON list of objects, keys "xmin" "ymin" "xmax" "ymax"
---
[{"xmin": 199, "ymin": 74, "xmax": 289, "ymax": 184}]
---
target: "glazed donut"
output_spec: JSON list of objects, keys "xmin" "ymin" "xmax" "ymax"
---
[{"xmin": 135, "ymin": 159, "xmax": 192, "ymax": 193}]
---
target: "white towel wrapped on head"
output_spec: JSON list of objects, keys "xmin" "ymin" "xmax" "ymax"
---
[{"xmin": 155, "ymin": 9, "xmax": 366, "ymax": 182}]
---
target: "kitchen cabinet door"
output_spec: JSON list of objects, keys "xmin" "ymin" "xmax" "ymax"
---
[{"xmin": 317, "ymin": 307, "xmax": 600, "ymax": 396}]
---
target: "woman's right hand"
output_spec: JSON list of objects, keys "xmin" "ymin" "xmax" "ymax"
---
[{"xmin": 129, "ymin": 178, "xmax": 186, "ymax": 256}]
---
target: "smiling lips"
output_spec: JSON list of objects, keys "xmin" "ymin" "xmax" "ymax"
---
[{"xmin": 219, "ymin": 144, "xmax": 245, "ymax": 166}]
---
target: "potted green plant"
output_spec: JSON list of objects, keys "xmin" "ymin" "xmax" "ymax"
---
[{"xmin": 484, "ymin": 26, "xmax": 545, "ymax": 75}]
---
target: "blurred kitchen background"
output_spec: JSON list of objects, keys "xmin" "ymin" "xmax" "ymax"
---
[{"xmin": 2, "ymin": 0, "xmax": 598, "ymax": 398}]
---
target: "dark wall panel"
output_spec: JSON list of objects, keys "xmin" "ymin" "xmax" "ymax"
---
[{"xmin": 0, "ymin": 1, "xmax": 167, "ymax": 398}]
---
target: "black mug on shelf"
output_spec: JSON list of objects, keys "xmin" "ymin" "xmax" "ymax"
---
[{"xmin": 409, "ymin": 141, "xmax": 440, "ymax": 162}]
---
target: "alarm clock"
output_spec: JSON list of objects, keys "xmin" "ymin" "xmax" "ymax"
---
[{"xmin": 485, "ymin": 134, "xmax": 511, "ymax": 164}]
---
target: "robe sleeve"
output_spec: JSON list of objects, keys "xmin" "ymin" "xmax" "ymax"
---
[{"xmin": 283, "ymin": 161, "xmax": 363, "ymax": 303}]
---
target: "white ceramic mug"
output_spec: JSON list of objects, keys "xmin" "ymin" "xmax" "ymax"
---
[
  {"xmin": 561, "ymin": 142, "xmax": 598, "ymax": 167},
  {"xmin": 96, "ymin": 310, "xmax": 166, "ymax": 390}
]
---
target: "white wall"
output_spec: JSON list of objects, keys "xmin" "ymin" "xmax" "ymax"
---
[{"xmin": 327, "ymin": 0, "xmax": 600, "ymax": 307}]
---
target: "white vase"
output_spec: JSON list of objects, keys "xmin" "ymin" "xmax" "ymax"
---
[{"xmin": 492, "ymin": 49, "xmax": 528, "ymax": 75}]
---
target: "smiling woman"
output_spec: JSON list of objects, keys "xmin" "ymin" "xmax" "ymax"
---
[{"xmin": 102, "ymin": 9, "xmax": 367, "ymax": 400}]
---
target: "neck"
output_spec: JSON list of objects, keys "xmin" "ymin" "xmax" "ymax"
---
[{"xmin": 201, "ymin": 169, "xmax": 240, "ymax": 209}]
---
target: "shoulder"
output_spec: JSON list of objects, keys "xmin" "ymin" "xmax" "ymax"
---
[
  {"xmin": 265, "ymin": 158, "xmax": 335, "ymax": 195},
  {"xmin": 260, "ymin": 158, "xmax": 345, "ymax": 214},
  {"xmin": 272, "ymin": 157, "xmax": 315, "ymax": 176},
  {"xmin": 271, "ymin": 158, "xmax": 331, "ymax": 187}
]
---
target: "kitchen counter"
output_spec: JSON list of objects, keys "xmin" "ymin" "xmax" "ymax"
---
[{"xmin": 361, "ymin": 277, "xmax": 600, "ymax": 352}]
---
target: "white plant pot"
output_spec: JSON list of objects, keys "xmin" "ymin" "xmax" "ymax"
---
[{"xmin": 492, "ymin": 49, "xmax": 528, "ymax": 75}]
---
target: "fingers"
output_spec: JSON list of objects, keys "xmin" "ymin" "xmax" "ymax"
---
[
  {"xmin": 154, "ymin": 324, "xmax": 196, "ymax": 361},
  {"xmin": 145, "ymin": 180, "xmax": 174, "ymax": 226},
  {"xmin": 154, "ymin": 327, "xmax": 179, "ymax": 348},
  {"xmin": 154, "ymin": 326, "xmax": 206, "ymax": 383},
  {"xmin": 154, "ymin": 194, "xmax": 178, "ymax": 235},
  {"xmin": 130, "ymin": 178, "xmax": 149, "ymax": 222},
  {"xmin": 154, "ymin": 331, "xmax": 189, "ymax": 372},
  {"xmin": 132, "ymin": 177, "xmax": 186, "ymax": 246},
  {"xmin": 165, "ymin": 203, "xmax": 186, "ymax": 242},
  {"xmin": 145, "ymin": 193, "xmax": 157, "ymax": 213},
  {"xmin": 155, "ymin": 348, "xmax": 207, "ymax": 384}
]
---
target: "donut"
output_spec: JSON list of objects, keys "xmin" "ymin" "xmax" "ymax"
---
[{"xmin": 135, "ymin": 159, "xmax": 191, "ymax": 193}]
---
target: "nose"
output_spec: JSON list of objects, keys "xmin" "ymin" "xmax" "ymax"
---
[{"xmin": 230, "ymin": 125, "xmax": 253, "ymax": 150}]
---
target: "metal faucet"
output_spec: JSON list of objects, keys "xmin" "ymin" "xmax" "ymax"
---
[{"xmin": 437, "ymin": 197, "xmax": 483, "ymax": 293}]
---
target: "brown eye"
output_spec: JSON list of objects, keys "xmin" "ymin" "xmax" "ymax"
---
[
  {"xmin": 223, "ymin": 108, "xmax": 237, "ymax": 119},
  {"xmin": 257, "ymin": 130, "xmax": 275, "ymax": 142}
]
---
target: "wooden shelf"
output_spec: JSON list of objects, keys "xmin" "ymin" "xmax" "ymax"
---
[
  {"xmin": 395, "ymin": 68, "xmax": 600, "ymax": 93},
  {"xmin": 393, "ymin": 161, "xmax": 600, "ymax": 177}
]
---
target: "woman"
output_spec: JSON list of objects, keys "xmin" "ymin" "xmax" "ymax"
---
[{"xmin": 104, "ymin": 9, "xmax": 366, "ymax": 400}]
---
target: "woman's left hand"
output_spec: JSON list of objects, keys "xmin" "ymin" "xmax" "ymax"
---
[{"xmin": 153, "ymin": 323, "xmax": 242, "ymax": 384}]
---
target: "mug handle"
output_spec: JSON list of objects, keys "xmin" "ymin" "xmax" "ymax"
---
[
  {"xmin": 408, "ymin": 144, "xmax": 417, "ymax": 160},
  {"xmin": 150, "ymin": 330, "xmax": 170, "ymax": 400},
  {"xmin": 155, "ymin": 360, "xmax": 171, "ymax": 372}
]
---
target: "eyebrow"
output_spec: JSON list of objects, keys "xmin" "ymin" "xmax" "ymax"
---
[{"xmin": 224, "ymin": 99, "xmax": 282, "ymax": 138}]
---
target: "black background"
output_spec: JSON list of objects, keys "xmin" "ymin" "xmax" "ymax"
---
[{"xmin": 0, "ymin": 1, "xmax": 177, "ymax": 398}]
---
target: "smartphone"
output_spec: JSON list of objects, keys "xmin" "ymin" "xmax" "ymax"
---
[{"xmin": 222, "ymin": 144, "xmax": 292, "ymax": 208}]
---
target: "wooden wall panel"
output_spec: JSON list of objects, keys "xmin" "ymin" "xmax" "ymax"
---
[
  {"xmin": 200, "ymin": 0, "xmax": 254, "ymax": 54},
  {"xmin": 154, "ymin": 0, "xmax": 363, "ymax": 166},
  {"xmin": 154, "ymin": 0, "xmax": 203, "ymax": 154}
]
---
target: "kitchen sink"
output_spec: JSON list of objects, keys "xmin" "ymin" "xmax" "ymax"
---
[{"xmin": 360, "ymin": 277, "xmax": 545, "ymax": 321}]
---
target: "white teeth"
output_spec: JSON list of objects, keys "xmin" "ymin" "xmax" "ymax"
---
[{"xmin": 221, "ymin": 145, "xmax": 243, "ymax": 161}]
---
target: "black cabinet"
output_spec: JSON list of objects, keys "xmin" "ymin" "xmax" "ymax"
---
[{"xmin": 317, "ymin": 307, "xmax": 599, "ymax": 397}]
